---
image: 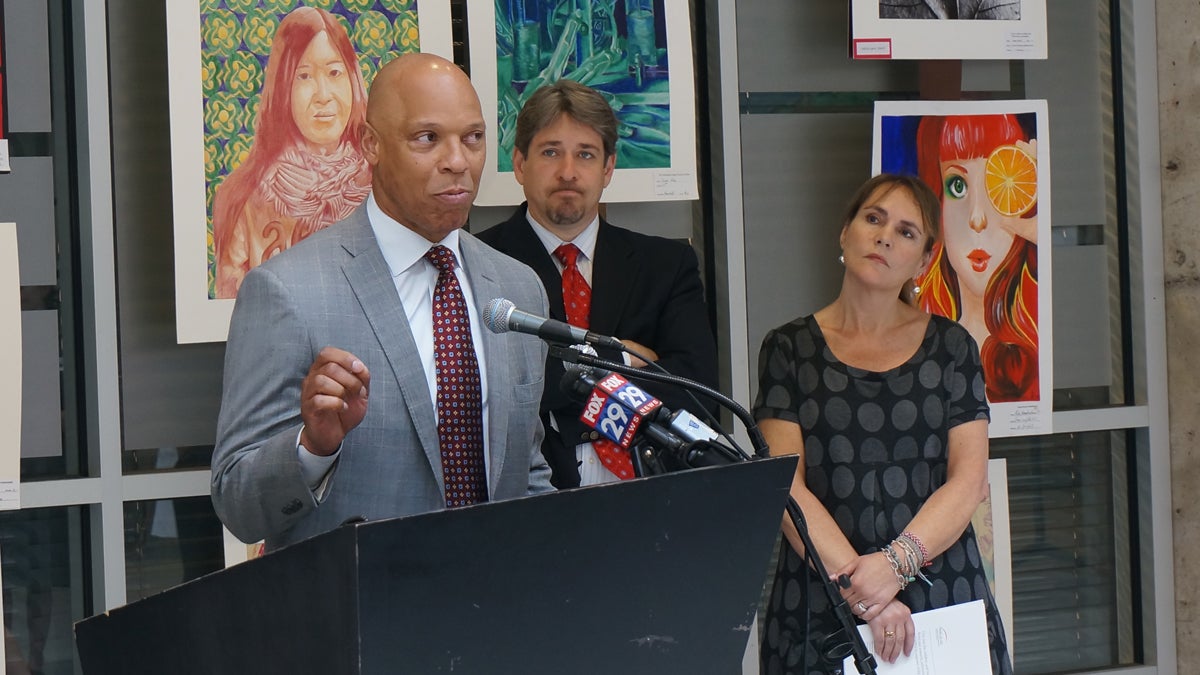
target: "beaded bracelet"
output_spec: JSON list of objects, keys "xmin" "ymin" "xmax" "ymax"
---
[
  {"xmin": 893, "ymin": 537, "xmax": 921, "ymax": 576},
  {"xmin": 900, "ymin": 530, "xmax": 932, "ymax": 567},
  {"xmin": 895, "ymin": 539, "xmax": 932, "ymax": 587},
  {"xmin": 889, "ymin": 537, "xmax": 933, "ymax": 588}
]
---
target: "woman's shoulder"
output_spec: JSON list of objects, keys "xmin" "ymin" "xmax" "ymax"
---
[
  {"xmin": 927, "ymin": 313, "xmax": 967, "ymax": 336},
  {"xmin": 765, "ymin": 314, "xmax": 817, "ymax": 340},
  {"xmin": 759, "ymin": 314, "xmax": 822, "ymax": 359},
  {"xmin": 925, "ymin": 313, "xmax": 982, "ymax": 360}
]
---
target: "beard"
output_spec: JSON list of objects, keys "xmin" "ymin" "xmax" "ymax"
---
[{"xmin": 545, "ymin": 191, "xmax": 588, "ymax": 226}]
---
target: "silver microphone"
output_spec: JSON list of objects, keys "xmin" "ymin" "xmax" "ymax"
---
[{"xmin": 483, "ymin": 298, "xmax": 624, "ymax": 350}]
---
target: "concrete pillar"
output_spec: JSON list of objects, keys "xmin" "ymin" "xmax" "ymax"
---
[{"xmin": 1157, "ymin": 0, "xmax": 1200, "ymax": 670}]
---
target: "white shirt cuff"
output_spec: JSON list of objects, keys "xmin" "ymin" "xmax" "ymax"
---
[{"xmin": 296, "ymin": 427, "xmax": 340, "ymax": 495}]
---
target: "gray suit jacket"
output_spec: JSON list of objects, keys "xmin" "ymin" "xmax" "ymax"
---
[{"xmin": 211, "ymin": 204, "xmax": 554, "ymax": 550}]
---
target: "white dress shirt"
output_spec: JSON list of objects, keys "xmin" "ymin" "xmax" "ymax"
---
[{"xmin": 299, "ymin": 194, "xmax": 491, "ymax": 488}]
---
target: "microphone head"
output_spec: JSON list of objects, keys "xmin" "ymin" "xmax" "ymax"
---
[
  {"xmin": 483, "ymin": 298, "xmax": 515, "ymax": 334},
  {"xmin": 562, "ymin": 344, "xmax": 597, "ymax": 379}
]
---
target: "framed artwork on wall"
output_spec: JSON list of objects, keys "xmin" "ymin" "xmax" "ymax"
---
[
  {"xmin": 0, "ymin": 5, "xmax": 10, "ymax": 174},
  {"xmin": 850, "ymin": 0, "xmax": 1047, "ymax": 60},
  {"xmin": 467, "ymin": 0, "xmax": 697, "ymax": 206},
  {"xmin": 169, "ymin": 1, "xmax": 453, "ymax": 343},
  {"xmin": 873, "ymin": 99, "xmax": 1052, "ymax": 437},
  {"xmin": 972, "ymin": 457, "xmax": 1014, "ymax": 660},
  {"xmin": 1, "ymin": 223, "xmax": 20, "ymax": 509}
]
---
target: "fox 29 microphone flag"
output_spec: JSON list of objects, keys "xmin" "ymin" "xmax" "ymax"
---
[{"xmin": 578, "ymin": 372, "xmax": 664, "ymax": 449}]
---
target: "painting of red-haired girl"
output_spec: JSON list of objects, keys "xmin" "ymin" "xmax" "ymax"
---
[{"xmin": 874, "ymin": 100, "xmax": 1051, "ymax": 436}]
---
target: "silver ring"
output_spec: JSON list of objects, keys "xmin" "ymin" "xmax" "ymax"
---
[{"xmin": 855, "ymin": 601, "xmax": 868, "ymax": 614}]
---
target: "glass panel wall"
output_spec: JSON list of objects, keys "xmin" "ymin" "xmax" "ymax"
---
[
  {"xmin": 0, "ymin": 507, "xmax": 89, "ymax": 675},
  {"xmin": 6, "ymin": 0, "xmax": 88, "ymax": 482},
  {"xmin": 993, "ymin": 431, "xmax": 1133, "ymax": 672},
  {"xmin": 124, "ymin": 497, "xmax": 224, "ymax": 603}
]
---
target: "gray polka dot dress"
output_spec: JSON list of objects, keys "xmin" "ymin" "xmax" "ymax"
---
[{"xmin": 754, "ymin": 315, "xmax": 1011, "ymax": 675}]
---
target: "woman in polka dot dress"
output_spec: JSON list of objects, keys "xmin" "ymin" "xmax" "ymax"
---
[{"xmin": 753, "ymin": 174, "xmax": 1011, "ymax": 675}]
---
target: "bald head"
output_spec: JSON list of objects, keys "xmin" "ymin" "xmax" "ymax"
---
[
  {"xmin": 360, "ymin": 53, "xmax": 487, "ymax": 242},
  {"xmin": 367, "ymin": 53, "xmax": 481, "ymax": 127}
]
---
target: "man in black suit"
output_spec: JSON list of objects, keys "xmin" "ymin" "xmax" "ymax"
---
[{"xmin": 477, "ymin": 79, "xmax": 718, "ymax": 489}]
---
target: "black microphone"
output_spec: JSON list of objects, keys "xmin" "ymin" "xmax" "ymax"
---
[
  {"xmin": 484, "ymin": 298, "xmax": 625, "ymax": 350},
  {"xmin": 563, "ymin": 368, "xmax": 687, "ymax": 453},
  {"xmin": 561, "ymin": 355, "xmax": 724, "ymax": 446},
  {"xmin": 561, "ymin": 367, "xmax": 737, "ymax": 470}
]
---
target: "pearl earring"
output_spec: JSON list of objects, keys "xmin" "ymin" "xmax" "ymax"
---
[
  {"xmin": 838, "ymin": 254, "xmax": 845, "ymax": 265},
  {"xmin": 912, "ymin": 284, "xmax": 922, "ymax": 295}
]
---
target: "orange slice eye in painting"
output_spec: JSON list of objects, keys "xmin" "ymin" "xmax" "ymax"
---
[{"xmin": 985, "ymin": 144, "xmax": 1038, "ymax": 217}]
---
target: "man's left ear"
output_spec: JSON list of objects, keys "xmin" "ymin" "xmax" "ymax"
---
[{"xmin": 602, "ymin": 153, "xmax": 615, "ymax": 187}]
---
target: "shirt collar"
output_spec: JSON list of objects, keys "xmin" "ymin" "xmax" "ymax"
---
[
  {"xmin": 525, "ymin": 207, "xmax": 599, "ymax": 262},
  {"xmin": 368, "ymin": 193, "xmax": 463, "ymax": 276}
]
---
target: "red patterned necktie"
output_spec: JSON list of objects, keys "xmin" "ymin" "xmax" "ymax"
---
[
  {"xmin": 553, "ymin": 243, "xmax": 635, "ymax": 480},
  {"xmin": 426, "ymin": 245, "xmax": 488, "ymax": 506}
]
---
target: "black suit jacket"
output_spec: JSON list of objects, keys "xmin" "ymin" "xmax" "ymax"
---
[{"xmin": 477, "ymin": 204, "xmax": 720, "ymax": 488}]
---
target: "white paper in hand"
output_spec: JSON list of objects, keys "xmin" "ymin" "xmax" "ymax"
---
[{"xmin": 843, "ymin": 600, "xmax": 991, "ymax": 674}]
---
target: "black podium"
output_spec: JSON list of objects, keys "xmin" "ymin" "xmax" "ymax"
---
[{"xmin": 75, "ymin": 457, "xmax": 797, "ymax": 674}]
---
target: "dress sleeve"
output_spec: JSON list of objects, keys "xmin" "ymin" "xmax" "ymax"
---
[
  {"xmin": 752, "ymin": 326, "xmax": 801, "ymax": 425},
  {"xmin": 947, "ymin": 321, "xmax": 991, "ymax": 428}
]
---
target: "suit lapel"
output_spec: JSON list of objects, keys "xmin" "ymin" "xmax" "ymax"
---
[
  {"xmin": 589, "ymin": 221, "xmax": 636, "ymax": 334},
  {"xmin": 503, "ymin": 209, "xmax": 566, "ymax": 320},
  {"xmin": 460, "ymin": 233, "xmax": 511, "ymax": 490},
  {"xmin": 338, "ymin": 211, "xmax": 444, "ymax": 492}
]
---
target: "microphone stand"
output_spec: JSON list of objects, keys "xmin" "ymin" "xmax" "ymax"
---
[
  {"xmin": 550, "ymin": 345, "xmax": 878, "ymax": 675},
  {"xmin": 786, "ymin": 501, "xmax": 878, "ymax": 675}
]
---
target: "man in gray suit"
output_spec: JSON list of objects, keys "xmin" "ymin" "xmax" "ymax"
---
[{"xmin": 212, "ymin": 53, "xmax": 554, "ymax": 551}]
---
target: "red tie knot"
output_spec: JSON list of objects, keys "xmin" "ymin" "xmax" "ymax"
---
[
  {"xmin": 554, "ymin": 243, "xmax": 581, "ymax": 268},
  {"xmin": 425, "ymin": 245, "xmax": 457, "ymax": 275}
]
